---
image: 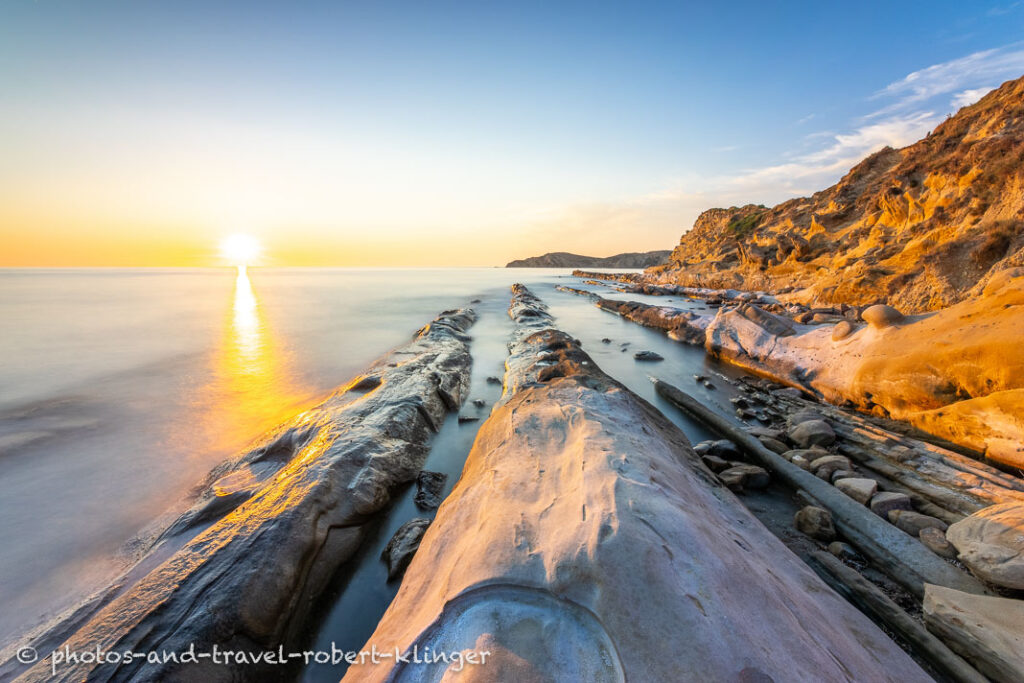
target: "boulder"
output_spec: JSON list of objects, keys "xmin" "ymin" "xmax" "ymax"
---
[
  {"xmin": 788, "ymin": 419, "xmax": 836, "ymax": 448},
  {"xmin": 414, "ymin": 470, "xmax": 448, "ymax": 511},
  {"xmin": 831, "ymin": 320, "xmax": 856, "ymax": 341},
  {"xmin": 809, "ymin": 455, "xmax": 852, "ymax": 480},
  {"xmin": 946, "ymin": 502, "xmax": 1024, "ymax": 590},
  {"xmin": 889, "ymin": 510, "xmax": 948, "ymax": 537},
  {"xmin": 828, "ymin": 541, "xmax": 861, "ymax": 562},
  {"xmin": 835, "ymin": 478, "xmax": 878, "ymax": 505},
  {"xmin": 382, "ymin": 518, "xmax": 432, "ymax": 581},
  {"xmin": 830, "ymin": 469, "xmax": 858, "ymax": 483},
  {"xmin": 704, "ymin": 439, "xmax": 742, "ymax": 459},
  {"xmin": 701, "ymin": 455, "xmax": 731, "ymax": 473},
  {"xmin": 718, "ymin": 464, "xmax": 770, "ymax": 491},
  {"xmin": 861, "ymin": 304, "xmax": 904, "ymax": 329},
  {"xmin": 746, "ymin": 426, "xmax": 784, "ymax": 441},
  {"xmin": 795, "ymin": 506, "xmax": 836, "ymax": 541},
  {"xmin": 869, "ymin": 491, "xmax": 913, "ymax": 519},
  {"xmin": 758, "ymin": 436, "xmax": 789, "ymax": 454},
  {"xmin": 791, "ymin": 454, "xmax": 814, "ymax": 471},
  {"xmin": 924, "ymin": 584, "xmax": 1024, "ymax": 682},
  {"xmin": 919, "ymin": 527, "xmax": 958, "ymax": 560},
  {"xmin": 634, "ymin": 350, "xmax": 664, "ymax": 362}
]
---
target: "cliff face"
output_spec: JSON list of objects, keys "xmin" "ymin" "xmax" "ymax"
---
[
  {"xmin": 651, "ymin": 75, "xmax": 1024, "ymax": 312},
  {"xmin": 507, "ymin": 250, "xmax": 670, "ymax": 268}
]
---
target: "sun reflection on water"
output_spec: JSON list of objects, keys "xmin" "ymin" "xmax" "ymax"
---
[{"xmin": 199, "ymin": 267, "xmax": 311, "ymax": 452}]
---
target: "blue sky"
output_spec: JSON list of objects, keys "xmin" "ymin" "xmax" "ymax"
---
[{"xmin": 2, "ymin": 1, "xmax": 1024, "ymax": 265}]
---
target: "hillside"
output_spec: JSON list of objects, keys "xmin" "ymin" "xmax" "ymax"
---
[
  {"xmin": 507, "ymin": 250, "xmax": 670, "ymax": 268},
  {"xmin": 649, "ymin": 75, "xmax": 1024, "ymax": 312}
]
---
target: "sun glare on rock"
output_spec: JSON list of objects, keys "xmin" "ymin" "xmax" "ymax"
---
[{"xmin": 220, "ymin": 234, "xmax": 262, "ymax": 268}]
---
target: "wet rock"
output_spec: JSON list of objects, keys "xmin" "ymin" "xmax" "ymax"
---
[
  {"xmin": 835, "ymin": 478, "xmax": 878, "ymax": 505},
  {"xmin": 831, "ymin": 320, "xmax": 856, "ymax": 341},
  {"xmin": 809, "ymin": 455, "xmax": 851, "ymax": 480},
  {"xmin": 601, "ymin": 338, "xmax": 611, "ymax": 343},
  {"xmin": 788, "ymin": 419, "xmax": 836, "ymax": 448},
  {"xmin": 919, "ymin": 527, "xmax": 957, "ymax": 559},
  {"xmin": 861, "ymin": 304, "xmax": 905, "ymax": 329},
  {"xmin": 15, "ymin": 308, "xmax": 477, "ymax": 682},
  {"xmin": 634, "ymin": 350, "xmax": 664, "ymax": 362},
  {"xmin": 828, "ymin": 541, "xmax": 861, "ymax": 562},
  {"xmin": 946, "ymin": 502, "xmax": 1024, "ymax": 589},
  {"xmin": 471, "ymin": 399, "xmax": 485, "ymax": 408},
  {"xmin": 719, "ymin": 464, "xmax": 770, "ymax": 491},
  {"xmin": 486, "ymin": 376, "xmax": 502, "ymax": 385},
  {"xmin": 457, "ymin": 414, "xmax": 480, "ymax": 423},
  {"xmin": 414, "ymin": 470, "xmax": 448, "ymax": 511},
  {"xmin": 382, "ymin": 518, "xmax": 432, "ymax": 581},
  {"xmin": 704, "ymin": 439, "xmax": 742, "ymax": 459},
  {"xmin": 924, "ymin": 584, "xmax": 1024, "ymax": 682},
  {"xmin": 795, "ymin": 506, "xmax": 836, "ymax": 541},
  {"xmin": 702, "ymin": 455, "xmax": 731, "ymax": 473},
  {"xmin": 869, "ymin": 491, "xmax": 913, "ymax": 519},
  {"xmin": 758, "ymin": 436, "xmax": 789, "ymax": 454},
  {"xmin": 889, "ymin": 510, "xmax": 948, "ymax": 537},
  {"xmin": 732, "ymin": 396, "xmax": 751, "ymax": 409}
]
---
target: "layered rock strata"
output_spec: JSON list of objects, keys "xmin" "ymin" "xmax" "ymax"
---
[
  {"xmin": 345, "ymin": 286, "xmax": 928, "ymax": 682},
  {"xmin": 11, "ymin": 309, "xmax": 476, "ymax": 682}
]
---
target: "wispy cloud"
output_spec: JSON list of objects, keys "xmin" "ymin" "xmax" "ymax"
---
[
  {"xmin": 869, "ymin": 44, "xmax": 1024, "ymax": 116},
  {"xmin": 987, "ymin": 2, "xmax": 1021, "ymax": 17},
  {"xmin": 517, "ymin": 45, "xmax": 1024, "ymax": 253},
  {"xmin": 950, "ymin": 86, "xmax": 995, "ymax": 108},
  {"xmin": 796, "ymin": 113, "xmax": 816, "ymax": 125}
]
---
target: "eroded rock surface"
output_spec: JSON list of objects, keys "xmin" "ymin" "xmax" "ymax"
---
[
  {"xmin": 344, "ymin": 285, "xmax": 929, "ymax": 682},
  {"xmin": 11, "ymin": 309, "xmax": 476, "ymax": 682},
  {"xmin": 947, "ymin": 502, "xmax": 1024, "ymax": 589}
]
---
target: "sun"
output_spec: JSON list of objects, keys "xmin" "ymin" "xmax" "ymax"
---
[{"xmin": 220, "ymin": 234, "xmax": 262, "ymax": 267}]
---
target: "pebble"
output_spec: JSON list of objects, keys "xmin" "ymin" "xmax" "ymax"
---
[
  {"xmin": 795, "ymin": 506, "xmax": 836, "ymax": 541},
  {"xmin": 788, "ymin": 419, "xmax": 836, "ymax": 448},
  {"xmin": 919, "ymin": 527, "xmax": 958, "ymax": 559},
  {"xmin": 888, "ymin": 510, "xmax": 948, "ymax": 537},
  {"xmin": 834, "ymin": 477, "xmax": 878, "ymax": 505},
  {"xmin": 868, "ymin": 491, "xmax": 913, "ymax": 519}
]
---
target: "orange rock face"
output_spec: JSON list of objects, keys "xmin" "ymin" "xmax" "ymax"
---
[{"xmin": 649, "ymin": 75, "xmax": 1024, "ymax": 314}]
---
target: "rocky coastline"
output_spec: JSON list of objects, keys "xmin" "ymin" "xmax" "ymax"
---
[{"xmin": 5, "ymin": 309, "xmax": 476, "ymax": 682}]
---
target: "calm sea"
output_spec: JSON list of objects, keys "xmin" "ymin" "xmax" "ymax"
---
[{"xmin": 0, "ymin": 267, "xmax": 580, "ymax": 646}]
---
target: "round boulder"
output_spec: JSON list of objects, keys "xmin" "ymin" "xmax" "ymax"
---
[
  {"xmin": 861, "ymin": 304, "xmax": 904, "ymax": 329},
  {"xmin": 946, "ymin": 502, "xmax": 1024, "ymax": 589},
  {"xmin": 831, "ymin": 320, "xmax": 856, "ymax": 341},
  {"xmin": 795, "ymin": 505, "xmax": 835, "ymax": 541},
  {"xmin": 788, "ymin": 419, "xmax": 836, "ymax": 448}
]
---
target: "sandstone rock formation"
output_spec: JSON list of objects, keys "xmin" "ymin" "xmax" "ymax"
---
[
  {"xmin": 947, "ymin": 502, "xmax": 1024, "ymax": 589},
  {"xmin": 506, "ymin": 249, "xmax": 669, "ymax": 268},
  {"xmin": 345, "ymin": 285, "xmax": 929, "ymax": 682},
  {"xmin": 924, "ymin": 584, "xmax": 1024, "ymax": 682},
  {"xmin": 649, "ymin": 75, "xmax": 1024, "ymax": 313},
  {"xmin": 9, "ymin": 309, "xmax": 476, "ymax": 682}
]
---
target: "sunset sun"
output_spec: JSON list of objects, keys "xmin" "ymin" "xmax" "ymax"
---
[{"xmin": 220, "ymin": 234, "xmax": 262, "ymax": 267}]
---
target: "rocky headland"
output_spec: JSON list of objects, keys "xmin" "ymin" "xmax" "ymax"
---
[
  {"xmin": 505, "ymin": 249, "xmax": 670, "ymax": 268},
  {"xmin": 649, "ymin": 75, "xmax": 1024, "ymax": 314}
]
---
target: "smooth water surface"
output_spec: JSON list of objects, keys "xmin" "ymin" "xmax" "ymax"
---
[{"xmin": 0, "ymin": 267, "xmax": 580, "ymax": 646}]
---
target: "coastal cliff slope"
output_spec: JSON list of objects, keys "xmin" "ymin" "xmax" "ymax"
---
[
  {"xmin": 506, "ymin": 250, "xmax": 669, "ymax": 268},
  {"xmin": 650, "ymin": 74, "xmax": 1024, "ymax": 313}
]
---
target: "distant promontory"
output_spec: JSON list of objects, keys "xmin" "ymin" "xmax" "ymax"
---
[{"xmin": 505, "ymin": 250, "xmax": 670, "ymax": 268}]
